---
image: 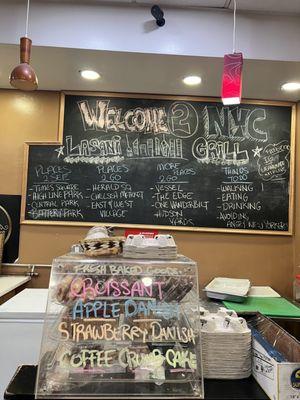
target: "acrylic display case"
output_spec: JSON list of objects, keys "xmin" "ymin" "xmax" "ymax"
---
[{"xmin": 35, "ymin": 253, "xmax": 204, "ymax": 399}]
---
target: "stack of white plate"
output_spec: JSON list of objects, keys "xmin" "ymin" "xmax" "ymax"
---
[
  {"xmin": 123, "ymin": 234, "xmax": 177, "ymax": 259},
  {"xmin": 200, "ymin": 307, "xmax": 252, "ymax": 379}
]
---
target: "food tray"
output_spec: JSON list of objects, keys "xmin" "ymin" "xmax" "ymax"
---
[{"xmin": 203, "ymin": 277, "xmax": 251, "ymax": 303}]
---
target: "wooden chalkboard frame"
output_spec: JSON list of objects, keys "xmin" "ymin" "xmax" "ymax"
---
[{"xmin": 21, "ymin": 91, "xmax": 296, "ymax": 235}]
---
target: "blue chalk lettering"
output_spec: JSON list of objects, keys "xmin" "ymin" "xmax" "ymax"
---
[
  {"xmin": 111, "ymin": 302, "xmax": 120, "ymax": 318},
  {"xmin": 125, "ymin": 299, "xmax": 137, "ymax": 317},
  {"xmin": 72, "ymin": 299, "xmax": 84, "ymax": 320}
]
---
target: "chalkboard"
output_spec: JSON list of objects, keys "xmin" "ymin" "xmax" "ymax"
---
[{"xmin": 21, "ymin": 92, "xmax": 296, "ymax": 235}]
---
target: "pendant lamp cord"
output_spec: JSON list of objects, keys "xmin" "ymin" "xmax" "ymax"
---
[
  {"xmin": 25, "ymin": 0, "xmax": 30, "ymax": 37},
  {"xmin": 232, "ymin": 0, "xmax": 237, "ymax": 53}
]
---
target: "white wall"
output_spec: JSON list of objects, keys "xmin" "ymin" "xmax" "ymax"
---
[{"xmin": 0, "ymin": 1, "xmax": 300, "ymax": 61}]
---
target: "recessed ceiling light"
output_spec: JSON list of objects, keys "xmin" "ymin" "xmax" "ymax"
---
[
  {"xmin": 80, "ymin": 70, "xmax": 100, "ymax": 80},
  {"xmin": 183, "ymin": 75, "xmax": 202, "ymax": 86},
  {"xmin": 281, "ymin": 82, "xmax": 300, "ymax": 92}
]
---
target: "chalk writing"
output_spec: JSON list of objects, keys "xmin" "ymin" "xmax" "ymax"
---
[
  {"xmin": 70, "ymin": 278, "xmax": 165, "ymax": 300},
  {"xmin": 78, "ymin": 100, "xmax": 169, "ymax": 134},
  {"xmin": 73, "ymin": 264, "xmax": 143, "ymax": 275},
  {"xmin": 26, "ymin": 181, "xmax": 84, "ymax": 220},
  {"xmin": 192, "ymin": 138, "xmax": 249, "ymax": 166},
  {"xmin": 257, "ymin": 141, "xmax": 290, "ymax": 181},
  {"xmin": 35, "ymin": 165, "xmax": 71, "ymax": 182},
  {"xmin": 62, "ymin": 134, "xmax": 184, "ymax": 165},
  {"xmin": 25, "ymin": 96, "xmax": 293, "ymax": 232},
  {"xmin": 167, "ymin": 101, "xmax": 198, "ymax": 138},
  {"xmin": 59, "ymin": 321, "xmax": 195, "ymax": 344},
  {"xmin": 59, "ymin": 348, "xmax": 197, "ymax": 370},
  {"xmin": 72, "ymin": 299, "xmax": 179, "ymax": 320},
  {"xmin": 203, "ymin": 106, "xmax": 268, "ymax": 142}
]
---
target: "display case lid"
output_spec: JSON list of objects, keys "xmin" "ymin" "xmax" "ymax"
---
[{"xmin": 54, "ymin": 252, "xmax": 196, "ymax": 265}]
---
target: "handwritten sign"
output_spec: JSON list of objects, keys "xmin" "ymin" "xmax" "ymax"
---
[
  {"xmin": 22, "ymin": 93, "xmax": 295, "ymax": 235},
  {"xmin": 35, "ymin": 255, "xmax": 203, "ymax": 398}
]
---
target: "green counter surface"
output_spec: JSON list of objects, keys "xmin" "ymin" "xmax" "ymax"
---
[{"xmin": 223, "ymin": 297, "xmax": 300, "ymax": 318}]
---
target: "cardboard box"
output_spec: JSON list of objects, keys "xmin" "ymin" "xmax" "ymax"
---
[{"xmin": 249, "ymin": 314, "xmax": 300, "ymax": 400}]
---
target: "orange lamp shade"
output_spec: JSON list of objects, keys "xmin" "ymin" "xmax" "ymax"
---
[{"xmin": 10, "ymin": 37, "xmax": 38, "ymax": 91}]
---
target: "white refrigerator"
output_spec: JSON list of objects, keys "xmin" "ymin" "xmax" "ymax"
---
[{"xmin": 0, "ymin": 288, "xmax": 48, "ymax": 399}]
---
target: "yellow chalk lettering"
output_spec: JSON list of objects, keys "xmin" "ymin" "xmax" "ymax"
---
[
  {"xmin": 104, "ymin": 349, "xmax": 117, "ymax": 367},
  {"xmin": 166, "ymin": 349, "xmax": 176, "ymax": 368},
  {"xmin": 85, "ymin": 324, "xmax": 94, "ymax": 340},
  {"xmin": 75, "ymin": 323, "xmax": 86, "ymax": 342},
  {"xmin": 89, "ymin": 350, "xmax": 98, "ymax": 368},
  {"xmin": 189, "ymin": 352, "xmax": 197, "ymax": 369},
  {"xmin": 103, "ymin": 323, "xmax": 116, "ymax": 340},
  {"xmin": 128, "ymin": 349, "xmax": 139, "ymax": 368},
  {"xmin": 81, "ymin": 349, "xmax": 91, "ymax": 368},
  {"xmin": 70, "ymin": 322, "xmax": 79, "ymax": 341},
  {"xmin": 166, "ymin": 327, "xmax": 176, "ymax": 341},
  {"xmin": 121, "ymin": 324, "xmax": 131, "ymax": 341},
  {"xmin": 151, "ymin": 321, "xmax": 163, "ymax": 341},
  {"xmin": 58, "ymin": 322, "xmax": 70, "ymax": 341},
  {"xmin": 70, "ymin": 353, "xmax": 83, "ymax": 368},
  {"xmin": 59, "ymin": 351, "xmax": 71, "ymax": 365},
  {"xmin": 118, "ymin": 347, "xmax": 129, "ymax": 368},
  {"xmin": 165, "ymin": 349, "xmax": 197, "ymax": 369},
  {"xmin": 131, "ymin": 326, "xmax": 143, "ymax": 340}
]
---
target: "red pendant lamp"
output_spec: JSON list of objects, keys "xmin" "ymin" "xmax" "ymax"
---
[
  {"xmin": 221, "ymin": 0, "xmax": 243, "ymax": 105},
  {"xmin": 221, "ymin": 52, "xmax": 243, "ymax": 105},
  {"xmin": 10, "ymin": 0, "xmax": 38, "ymax": 91}
]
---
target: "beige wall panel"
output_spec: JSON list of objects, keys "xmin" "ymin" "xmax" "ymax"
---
[
  {"xmin": 18, "ymin": 227, "xmax": 293, "ymax": 297},
  {"xmin": 293, "ymin": 103, "xmax": 300, "ymax": 282},
  {"xmin": 0, "ymin": 90, "xmax": 60, "ymax": 194}
]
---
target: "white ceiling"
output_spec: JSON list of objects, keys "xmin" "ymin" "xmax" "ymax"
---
[
  {"xmin": 1, "ymin": 1, "xmax": 299, "ymax": 99},
  {"xmin": 77, "ymin": 0, "xmax": 227, "ymax": 5},
  {"xmin": 10, "ymin": 0, "xmax": 300, "ymax": 15},
  {"xmin": 1, "ymin": 44, "xmax": 300, "ymax": 102},
  {"xmin": 112, "ymin": 0, "xmax": 300, "ymax": 15}
]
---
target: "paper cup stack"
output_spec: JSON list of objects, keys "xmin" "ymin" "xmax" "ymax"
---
[{"xmin": 200, "ymin": 307, "xmax": 252, "ymax": 379}]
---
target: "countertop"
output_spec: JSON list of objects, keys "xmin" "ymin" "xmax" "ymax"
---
[
  {"xmin": 0, "ymin": 276, "xmax": 31, "ymax": 298},
  {"xmin": 4, "ymin": 365, "xmax": 269, "ymax": 400},
  {"xmin": 0, "ymin": 288, "xmax": 48, "ymax": 319}
]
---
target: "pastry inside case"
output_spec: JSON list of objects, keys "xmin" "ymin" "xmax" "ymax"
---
[{"xmin": 35, "ymin": 253, "xmax": 204, "ymax": 399}]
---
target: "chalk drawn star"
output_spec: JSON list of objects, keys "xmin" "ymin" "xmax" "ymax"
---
[
  {"xmin": 55, "ymin": 146, "xmax": 65, "ymax": 158},
  {"xmin": 252, "ymin": 146, "xmax": 263, "ymax": 158}
]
